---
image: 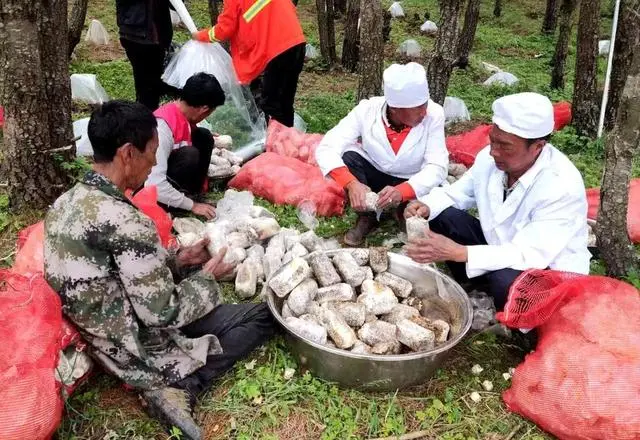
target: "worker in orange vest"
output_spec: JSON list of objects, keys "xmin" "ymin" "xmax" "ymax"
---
[{"xmin": 193, "ymin": 0, "xmax": 306, "ymax": 128}]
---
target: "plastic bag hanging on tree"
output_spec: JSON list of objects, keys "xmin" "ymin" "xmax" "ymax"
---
[{"xmin": 85, "ymin": 19, "xmax": 110, "ymax": 45}]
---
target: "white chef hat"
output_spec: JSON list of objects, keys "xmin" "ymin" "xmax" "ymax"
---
[
  {"xmin": 492, "ymin": 92, "xmax": 555, "ymax": 139},
  {"xmin": 384, "ymin": 63, "xmax": 430, "ymax": 108}
]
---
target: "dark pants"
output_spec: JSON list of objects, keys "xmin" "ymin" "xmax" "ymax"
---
[
  {"xmin": 121, "ymin": 39, "xmax": 176, "ymax": 111},
  {"xmin": 166, "ymin": 127, "xmax": 215, "ymax": 201},
  {"xmin": 174, "ymin": 303, "xmax": 275, "ymax": 396},
  {"xmin": 259, "ymin": 43, "xmax": 306, "ymax": 127},
  {"xmin": 430, "ymin": 207, "xmax": 522, "ymax": 310}
]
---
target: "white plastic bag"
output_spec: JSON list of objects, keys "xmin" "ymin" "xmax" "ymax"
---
[
  {"xmin": 483, "ymin": 72, "xmax": 519, "ymax": 87},
  {"xmin": 388, "ymin": 2, "xmax": 405, "ymax": 18},
  {"xmin": 397, "ymin": 39, "xmax": 422, "ymax": 58},
  {"xmin": 70, "ymin": 74, "xmax": 109, "ymax": 104},
  {"xmin": 72, "ymin": 118, "xmax": 94, "ymax": 157},
  {"xmin": 481, "ymin": 61, "xmax": 502, "ymax": 73},
  {"xmin": 598, "ymin": 40, "xmax": 610, "ymax": 56},
  {"xmin": 420, "ymin": 20, "xmax": 438, "ymax": 35},
  {"xmin": 294, "ymin": 113, "xmax": 307, "ymax": 133},
  {"xmin": 305, "ymin": 43, "xmax": 319, "ymax": 60},
  {"xmin": 443, "ymin": 97, "xmax": 471, "ymax": 125},
  {"xmin": 170, "ymin": 10, "xmax": 182, "ymax": 28},
  {"xmin": 85, "ymin": 19, "xmax": 110, "ymax": 45}
]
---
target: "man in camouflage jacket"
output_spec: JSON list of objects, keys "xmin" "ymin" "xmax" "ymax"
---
[{"xmin": 45, "ymin": 101, "xmax": 274, "ymax": 440}]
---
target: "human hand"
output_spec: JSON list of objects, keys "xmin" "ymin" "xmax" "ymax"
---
[
  {"xmin": 203, "ymin": 247, "xmax": 236, "ymax": 279},
  {"xmin": 176, "ymin": 238, "xmax": 211, "ymax": 267},
  {"xmin": 405, "ymin": 232, "xmax": 467, "ymax": 264},
  {"xmin": 346, "ymin": 181, "xmax": 370, "ymax": 211},
  {"xmin": 377, "ymin": 186, "xmax": 402, "ymax": 210},
  {"xmin": 193, "ymin": 29, "xmax": 211, "ymax": 42},
  {"xmin": 192, "ymin": 202, "xmax": 216, "ymax": 220},
  {"xmin": 404, "ymin": 201, "xmax": 430, "ymax": 219}
]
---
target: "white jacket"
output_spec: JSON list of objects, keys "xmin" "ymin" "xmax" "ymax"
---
[
  {"xmin": 422, "ymin": 144, "xmax": 591, "ymax": 278},
  {"xmin": 315, "ymin": 97, "xmax": 448, "ymax": 197}
]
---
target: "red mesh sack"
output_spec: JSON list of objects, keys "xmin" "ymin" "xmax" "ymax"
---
[
  {"xmin": 228, "ymin": 152, "xmax": 345, "ymax": 217},
  {"xmin": 265, "ymin": 119, "xmax": 324, "ymax": 166},
  {"xmin": 552, "ymin": 101, "xmax": 572, "ymax": 130},
  {"xmin": 0, "ymin": 271, "xmax": 64, "ymax": 440},
  {"xmin": 496, "ymin": 270, "xmax": 640, "ymax": 440},
  {"xmin": 585, "ymin": 178, "xmax": 640, "ymax": 243},
  {"xmin": 127, "ymin": 185, "xmax": 176, "ymax": 249}
]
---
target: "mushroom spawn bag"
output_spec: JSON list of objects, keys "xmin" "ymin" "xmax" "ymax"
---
[
  {"xmin": 497, "ymin": 270, "xmax": 640, "ymax": 440},
  {"xmin": 265, "ymin": 119, "xmax": 324, "ymax": 166}
]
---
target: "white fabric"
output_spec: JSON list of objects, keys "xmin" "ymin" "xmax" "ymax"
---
[
  {"xmin": 421, "ymin": 145, "xmax": 591, "ymax": 278},
  {"xmin": 315, "ymin": 97, "xmax": 448, "ymax": 197},
  {"xmin": 145, "ymin": 119, "xmax": 194, "ymax": 211},
  {"xmin": 384, "ymin": 63, "xmax": 429, "ymax": 108},
  {"xmin": 492, "ymin": 92, "xmax": 555, "ymax": 139}
]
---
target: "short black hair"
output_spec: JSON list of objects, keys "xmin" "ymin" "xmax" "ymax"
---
[
  {"xmin": 526, "ymin": 134, "xmax": 551, "ymax": 147},
  {"xmin": 181, "ymin": 72, "xmax": 226, "ymax": 108},
  {"xmin": 88, "ymin": 100, "xmax": 157, "ymax": 163}
]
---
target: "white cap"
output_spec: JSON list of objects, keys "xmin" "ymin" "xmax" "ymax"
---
[
  {"xmin": 492, "ymin": 93, "xmax": 555, "ymax": 139},
  {"xmin": 383, "ymin": 63, "xmax": 430, "ymax": 108}
]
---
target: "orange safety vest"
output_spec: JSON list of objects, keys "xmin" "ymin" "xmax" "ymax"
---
[{"xmin": 209, "ymin": 0, "xmax": 306, "ymax": 85}]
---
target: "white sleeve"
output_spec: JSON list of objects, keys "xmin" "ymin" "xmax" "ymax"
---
[
  {"xmin": 145, "ymin": 120, "xmax": 194, "ymax": 211},
  {"xmin": 465, "ymin": 189, "xmax": 588, "ymax": 278},
  {"xmin": 315, "ymin": 101, "xmax": 366, "ymax": 176},
  {"xmin": 420, "ymin": 166, "xmax": 477, "ymax": 220},
  {"xmin": 407, "ymin": 110, "xmax": 449, "ymax": 197}
]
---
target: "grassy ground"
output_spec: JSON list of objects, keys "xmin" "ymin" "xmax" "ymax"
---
[{"xmin": 0, "ymin": 0, "xmax": 632, "ymax": 439}]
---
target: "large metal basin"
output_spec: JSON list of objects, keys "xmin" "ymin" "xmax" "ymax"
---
[{"xmin": 265, "ymin": 249, "xmax": 473, "ymax": 392}]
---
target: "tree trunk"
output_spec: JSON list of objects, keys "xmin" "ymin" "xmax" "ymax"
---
[
  {"xmin": 67, "ymin": 0, "xmax": 88, "ymax": 58},
  {"xmin": 316, "ymin": 0, "xmax": 338, "ymax": 64},
  {"xmin": 0, "ymin": 0, "xmax": 73, "ymax": 210},
  {"xmin": 383, "ymin": 10, "xmax": 392, "ymax": 42},
  {"xmin": 334, "ymin": 0, "xmax": 347, "ymax": 16},
  {"xmin": 605, "ymin": 0, "xmax": 640, "ymax": 129},
  {"xmin": 428, "ymin": 0, "xmax": 465, "ymax": 105},
  {"xmin": 542, "ymin": 0, "xmax": 560, "ymax": 33},
  {"xmin": 550, "ymin": 0, "xmax": 579, "ymax": 89},
  {"xmin": 456, "ymin": 0, "xmax": 481, "ymax": 69},
  {"xmin": 342, "ymin": 0, "xmax": 361, "ymax": 72},
  {"xmin": 357, "ymin": 0, "xmax": 383, "ymax": 101},
  {"xmin": 572, "ymin": 0, "xmax": 601, "ymax": 137},
  {"xmin": 208, "ymin": 0, "xmax": 220, "ymax": 24},
  {"xmin": 494, "ymin": 0, "xmax": 502, "ymax": 17},
  {"xmin": 595, "ymin": 34, "xmax": 640, "ymax": 278}
]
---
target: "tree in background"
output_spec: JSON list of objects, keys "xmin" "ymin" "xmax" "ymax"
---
[
  {"xmin": 316, "ymin": 0, "xmax": 338, "ymax": 65},
  {"xmin": 542, "ymin": 0, "xmax": 560, "ymax": 33},
  {"xmin": 605, "ymin": 0, "xmax": 640, "ymax": 128},
  {"xmin": 357, "ymin": 0, "xmax": 383, "ymax": 100},
  {"xmin": 428, "ymin": 0, "xmax": 465, "ymax": 104},
  {"xmin": 596, "ymin": 4, "xmax": 640, "ymax": 277},
  {"xmin": 456, "ymin": 0, "xmax": 481, "ymax": 69},
  {"xmin": 494, "ymin": 0, "xmax": 502, "ymax": 17},
  {"xmin": 342, "ymin": 0, "xmax": 361, "ymax": 72},
  {"xmin": 550, "ymin": 0, "xmax": 579, "ymax": 89},
  {"xmin": 0, "ymin": 0, "xmax": 73, "ymax": 209},
  {"xmin": 572, "ymin": 0, "xmax": 601, "ymax": 137},
  {"xmin": 68, "ymin": 0, "xmax": 88, "ymax": 58}
]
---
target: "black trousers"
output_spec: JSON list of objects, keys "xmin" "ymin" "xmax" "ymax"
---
[
  {"xmin": 174, "ymin": 303, "xmax": 275, "ymax": 396},
  {"xmin": 166, "ymin": 127, "xmax": 215, "ymax": 201},
  {"xmin": 121, "ymin": 39, "xmax": 177, "ymax": 111},
  {"xmin": 343, "ymin": 151, "xmax": 407, "ymax": 192},
  {"xmin": 430, "ymin": 207, "xmax": 522, "ymax": 311},
  {"xmin": 259, "ymin": 43, "xmax": 306, "ymax": 127}
]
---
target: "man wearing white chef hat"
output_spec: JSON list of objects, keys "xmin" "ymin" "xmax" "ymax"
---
[
  {"xmin": 316, "ymin": 62, "xmax": 448, "ymax": 246},
  {"xmin": 404, "ymin": 92, "xmax": 590, "ymax": 310}
]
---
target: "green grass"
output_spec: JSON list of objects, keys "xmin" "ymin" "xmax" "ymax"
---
[{"xmin": 0, "ymin": 0, "xmax": 631, "ymax": 438}]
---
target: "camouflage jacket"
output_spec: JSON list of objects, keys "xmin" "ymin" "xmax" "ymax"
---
[{"xmin": 44, "ymin": 171, "xmax": 222, "ymax": 390}]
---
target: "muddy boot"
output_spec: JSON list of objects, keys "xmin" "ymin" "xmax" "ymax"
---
[
  {"xmin": 344, "ymin": 215, "xmax": 379, "ymax": 247},
  {"xmin": 141, "ymin": 387, "xmax": 202, "ymax": 440}
]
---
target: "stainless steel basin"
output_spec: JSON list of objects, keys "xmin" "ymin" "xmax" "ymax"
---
[{"xmin": 265, "ymin": 249, "xmax": 473, "ymax": 391}]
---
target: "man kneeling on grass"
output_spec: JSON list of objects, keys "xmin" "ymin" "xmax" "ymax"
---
[{"xmin": 44, "ymin": 101, "xmax": 274, "ymax": 440}]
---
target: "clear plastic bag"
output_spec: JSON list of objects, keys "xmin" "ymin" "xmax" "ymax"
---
[
  {"xmin": 305, "ymin": 43, "xmax": 319, "ymax": 60},
  {"xmin": 443, "ymin": 97, "xmax": 471, "ymax": 125},
  {"xmin": 70, "ymin": 74, "xmax": 109, "ymax": 104},
  {"xmin": 388, "ymin": 2, "xmax": 405, "ymax": 17},
  {"xmin": 420, "ymin": 20, "xmax": 438, "ymax": 35},
  {"xmin": 85, "ymin": 19, "xmax": 110, "ymax": 45},
  {"xmin": 598, "ymin": 39, "xmax": 610, "ymax": 56},
  {"xmin": 297, "ymin": 200, "xmax": 319, "ymax": 231},
  {"xmin": 483, "ymin": 71, "xmax": 519, "ymax": 87},
  {"xmin": 397, "ymin": 39, "xmax": 422, "ymax": 58},
  {"xmin": 294, "ymin": 113, "xmax": 307, "ymax": 133},
  {"xmin": 72, "ymin": 117, "xmax": 94, "ymax": 157}
]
